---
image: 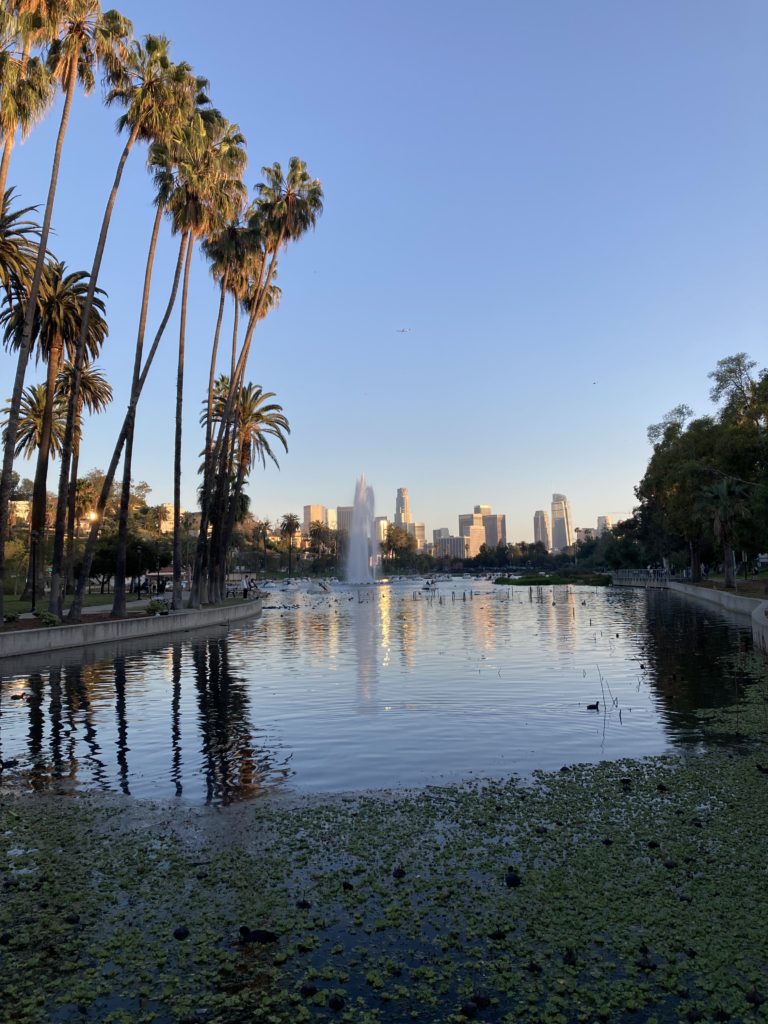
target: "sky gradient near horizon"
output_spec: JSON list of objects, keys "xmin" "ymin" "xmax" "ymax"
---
[{"xmin": 2, "ymin": 0, "xmax": 766, "ymax": 541}]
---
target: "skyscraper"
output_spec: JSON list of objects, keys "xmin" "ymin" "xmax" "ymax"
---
[
  {"xmin": 550, "ymin": 494, "xmax": 573, "ymax": 552},
  {"xmin": 534, "ymin": 510, "xmax": 551, "ymax": 551},
  {"xmin": 395, "ymin": 487, "xmax": 411, "ymax": 526},
  {"xmin": 482, "ymin": 514, "xmax": 507, "ymax": 548}
]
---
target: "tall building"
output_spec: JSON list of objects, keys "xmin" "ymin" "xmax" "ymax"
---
[
  {"xmin": 433, "ymin": 527, "xmax": 450, "ymax": 544},
  {"xmin": 474, "ymin": 504, "xmax": 492, "ymax": 517},
  {"xmin": 482, "ymin": 514, "xmax": 507, "ymax": 548},
  {"xmin": 303, "ymin": 504, "xmax": 327, "ymax": 535},
  {"xmin": 550, "ymin": 494, "xmax": 573, "ymax": 552},
  {"xmin": 326, "ymin": 508, "xmax": 338, "ymax": 531},
  {"xmin": 336, "ymin": 506, "xmax": 353, "ymax": 536},
  {"xmin": 394, "ymin": 487, "xmax": 412, "ymax": 526},
  {"xmin": 458, "ymin": 511, "xmax": 483, "ymax": 537},
  {"xmin": 534, "ymin": 510, "xmax": 551, "ymax": 551},
  {"xmin": 597, "ymin": 515, "xmax": 614, "ymax": 536},
  {"xmin": 434, "ymin": 535, "xmax": 468, "ymax": 559}
]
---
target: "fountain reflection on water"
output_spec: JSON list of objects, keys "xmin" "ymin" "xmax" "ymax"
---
[{"xmin": 344, "ymin": 474, "xmax": 377, "ymax": 584}]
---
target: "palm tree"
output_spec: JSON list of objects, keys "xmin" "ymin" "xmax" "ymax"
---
[
  {"xmin": 256, "ymin": 518, "xmax": 271, "ymax": 574},
  {"xmin": 49, "ymin": 29, "xmax": 212, "ymax": 614},
  {"xmin": 2, "ymin": 0, "xmax": 130, "ymax": 616},
  {"xmin": 3, "ymin": 381, "xmax": 65, "ymax": 459},
  {"xmin": 0, "ymin": 2, "xmax": 54, "ymax": 195},
  {"xmin": 0, "ymin": 187, "xmax": 38, "ymax": 303},
  {"xmin": 280, "ymin": 512, "xmax": 300, "ymax": 577},
  {"xmin": 190, "ymin": 159, "xmax": 320, "ymax": 605},
  {"xmin": 150, "ymin": 110, "xmax": 246, "ymax": 609},
  {"xmin": 208, "ymin": 381, "xmax": 288, "ymax": 600},
  {"xmin": 1, "ymin": 259, "xmax": 107, "ymax": 596}
]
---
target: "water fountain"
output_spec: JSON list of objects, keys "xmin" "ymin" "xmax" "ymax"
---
[{"xmin": 345, "ymin": 474, "xmax": 377, "ymax": 584}]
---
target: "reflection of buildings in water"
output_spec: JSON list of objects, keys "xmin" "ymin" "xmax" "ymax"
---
[
  {"xmin": 391, "ymin": 594, "xmax": 416, "ymax": 672},
  {"xmin": 351, "ymin": 591, "xmax": 380, "ymax": 710}
]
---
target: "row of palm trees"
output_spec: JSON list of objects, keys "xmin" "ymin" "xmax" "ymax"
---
[{"xmin": 0, "ymin": 1, "xmax": 322, "ymax": 622}]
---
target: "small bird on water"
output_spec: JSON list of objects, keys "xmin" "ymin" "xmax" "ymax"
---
[{"xmin": 587, "ymin": 701, "xmax": 599, "ymax": 711}]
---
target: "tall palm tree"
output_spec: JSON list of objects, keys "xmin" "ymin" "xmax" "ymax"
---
[
  {"xmin": 1, "ymin": 0, "xmax": 130, "ymax": 617},
  {"xmin": 190, "ymin": 158, "xmax": 320, "ymax": 605},
  {"xmin": 151, "ymin": 110, "xmax": 246, "ymax": 609},
  {"xmin": 49, "ymin": 29, "xmax": 212, "ymax": 613},
  {"xmin": 1, "ymin": 259, "xmax": 107, "ymax": 595},
  {"xmin": 280, "ymin": 513, "xmax": 300, "ymax": 578},
  {"xmin": 0, "ymin": 2, "xmax": 54, "ymax": 195}
]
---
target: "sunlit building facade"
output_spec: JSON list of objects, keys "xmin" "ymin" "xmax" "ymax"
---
[
  {"xmin": 395, "ymin": 487, "xmax": 412, "ymax": 526},
  {"xmin": 550, "ymin": 493, "xmax": 573, "ymax": 552},
  {"xmin": 534, "ymin": 510, "xmax": 551, "ymax": 551}
]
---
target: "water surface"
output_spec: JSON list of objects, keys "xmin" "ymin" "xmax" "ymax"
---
[{"xmin": 0, "ymin": 580, "xmax": 759, "ymax": 803}]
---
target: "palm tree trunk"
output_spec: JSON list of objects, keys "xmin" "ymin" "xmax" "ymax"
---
[
  {"xmin": 689, "ymin": 539, "xmax": 702, "ymax": 583},
  {"xmin": 49, "ymin": 122, "xmax": 141, "ymax": 616},
  {"xmin": 172, "ymin": 235, "xmax": 194, "ymax": 611},
  {"xmin": 230, "ymin": 298, "xmax": 238, "ymax": 378},
  {"xmin": 64, "ymin": 429, "xmax": 80, "ymax": 593},
  {"xmin": 111, "ymin": 204, "xmax": 164, "ymax": 618},
  {"xmin": 0, "ymin": 59, "xmax": 77, "ymax": 624},
  {"xmin": 723, "ymin": 542, "xmax": 736, "ymax": 589},
  {"xmin": 0, "ymin": 140, "xmax": 15, "ymax": 200},
  {"xmin": 66, "ymin": 230, "xmax": 189, "ymax": 622},
  {"xmin": 22, "ymin": 337, "xmax": 63, "ymax": 599}
]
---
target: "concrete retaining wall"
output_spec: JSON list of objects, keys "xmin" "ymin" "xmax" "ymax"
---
[
  {"xmin": 0, "ymin": 599, "xmax": 262, "ymax": 661},
  {"xmin": 668, "ymin": 582, "xmax": 768, "ymax": 654}
]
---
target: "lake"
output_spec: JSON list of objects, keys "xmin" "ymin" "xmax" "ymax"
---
[{"xmin": 0, "ymin": 579, "xmax": 759, "ymax": 803}]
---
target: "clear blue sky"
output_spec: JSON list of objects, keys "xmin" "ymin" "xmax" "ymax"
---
[{"xmin": 4, "ymin": 0, "xmax": 766, "ymax": 540}]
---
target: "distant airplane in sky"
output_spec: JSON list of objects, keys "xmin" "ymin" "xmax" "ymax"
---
[{"xmin": 396, "ymin": 327, "xmax": 413, "ymax": 333}]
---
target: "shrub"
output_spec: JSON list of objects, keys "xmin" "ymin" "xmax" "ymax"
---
[
  {"xmin": 33, "ymin": 610, "xmax": 60, "ymax": 627},
  {"xmin": 146, "ymin": 599, "xmax": 170, "ymax": 616},
  {"xmin": 4, "ymin": 613, "xmax": 19, "ymax": 623}
]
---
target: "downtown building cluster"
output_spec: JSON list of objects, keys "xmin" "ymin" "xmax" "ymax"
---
[{"xmin": 303, "ymin": 488, "xmax": 614, "ymax": 558}]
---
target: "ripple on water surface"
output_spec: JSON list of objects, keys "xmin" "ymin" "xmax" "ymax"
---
[{"xmin": 0, "ymin": 580, "xmax": 760, "ymax": 802}]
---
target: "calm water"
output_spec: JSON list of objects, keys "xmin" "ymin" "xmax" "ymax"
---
[{"xmin": 0, "ymin": 580, "xmax": 760, "ymax": 804}]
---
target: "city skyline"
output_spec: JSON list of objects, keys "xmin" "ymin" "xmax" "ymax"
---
[
  {"xmin": 1, "ymin": 1, "xmax": 762, "ymax": 546},
  {"xmin": 299, "ymin": 487, "xmax": 609, "ymax": 548}
]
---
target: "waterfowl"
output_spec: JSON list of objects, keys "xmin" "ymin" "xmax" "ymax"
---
[{"xmin": 587, "ymin": 701, "xmax": 599, "ymax": 711}]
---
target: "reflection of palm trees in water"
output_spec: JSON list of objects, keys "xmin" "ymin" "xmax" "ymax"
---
[
  {"xmin": 192, "ymin": 636, "xmax": 291, "ymax": 803},
  {"xmin": 22, "ymin": 664, "xmax": 108, "ymax": 790},
  {"xmin": 170, "ymin": 643, "xmax": 183, "ymax": 797},
  {"xmin": 114, "ymin": 656, "xmax": 130, "ymax": 795}
]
